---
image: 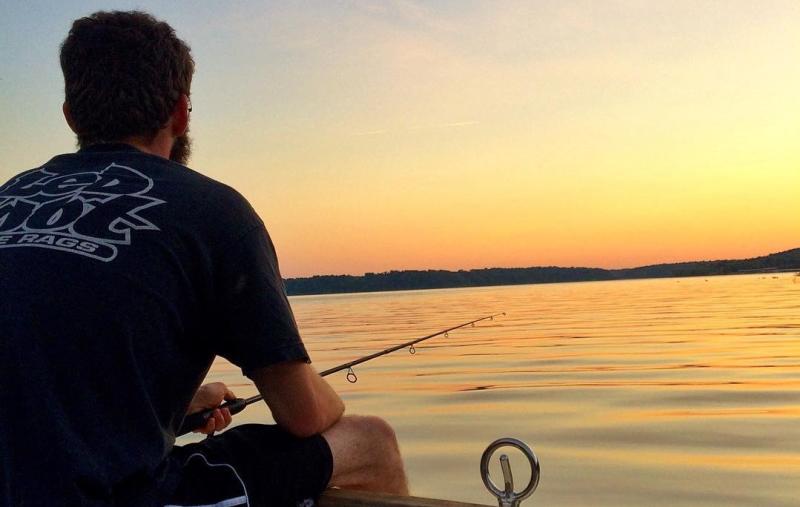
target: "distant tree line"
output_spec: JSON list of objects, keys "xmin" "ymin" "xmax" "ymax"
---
[{"xmin": 283, "ymin": 248, "xmax": 800, "ymax": 296}]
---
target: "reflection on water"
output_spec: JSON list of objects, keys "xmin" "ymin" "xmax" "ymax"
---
[{"xmin": 183, "ymin": 274, "xmax": 800, "ymax": 506}]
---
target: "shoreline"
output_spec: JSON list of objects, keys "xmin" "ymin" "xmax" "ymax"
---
[
  {"xmin": 286, "ymin": 268, "xmax": 799, "ymax": 299},
  {"xmin": 284, "ymin": 247, "xmax": 800, "ymax": 297}
]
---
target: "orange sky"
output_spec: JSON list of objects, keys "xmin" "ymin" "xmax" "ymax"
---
[{"xmin": 2, "ymin": 1, "xmax": 798, "ymax": 277}]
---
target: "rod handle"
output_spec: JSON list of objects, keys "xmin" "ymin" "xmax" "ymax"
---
[{"xmin": 177, "ymin": 397, "xmax": 247, "ymax": 436}]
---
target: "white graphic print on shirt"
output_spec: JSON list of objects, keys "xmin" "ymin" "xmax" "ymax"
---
[{"xmin": 0, "ymin": 163, "xmax": 165, "ymax": 262}]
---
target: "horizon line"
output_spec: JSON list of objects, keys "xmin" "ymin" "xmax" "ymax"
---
[{"xmin": 285, "ymin": 247, "xmax": 800, "ymax": 280}]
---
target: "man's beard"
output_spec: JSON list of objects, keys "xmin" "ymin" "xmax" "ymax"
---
[{"xmin": 169, "ymin": 131, "xmax": 192, "ymax": 165}]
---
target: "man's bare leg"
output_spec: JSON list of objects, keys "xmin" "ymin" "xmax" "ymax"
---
[{"xmin": 322, "ymin": 415, "xmax": 409, "ymax": 495}]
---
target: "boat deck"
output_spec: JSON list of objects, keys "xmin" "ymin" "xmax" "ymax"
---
[{"xmin": 319, "ymin": 489, "xmax": 493, "ymax": 507}]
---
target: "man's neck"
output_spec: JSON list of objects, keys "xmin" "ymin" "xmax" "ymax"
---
[{"xmin": 122, "ymin": 131, "xmax": 173, "ymax": 160}]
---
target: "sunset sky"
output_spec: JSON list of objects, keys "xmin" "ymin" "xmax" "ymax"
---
[{"xmin": 2, "ymin": 1, "xmax": 798, "ymax": 277}]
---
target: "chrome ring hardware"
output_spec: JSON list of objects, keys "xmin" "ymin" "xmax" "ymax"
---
[{"xmin": 480, "ymin": 438, "xmax": 539, "ymax": 507}]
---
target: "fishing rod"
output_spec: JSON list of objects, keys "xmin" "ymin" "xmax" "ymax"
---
[{"xmin": 178, "ymin": 312, "xmax": 505, "ymax": 435}]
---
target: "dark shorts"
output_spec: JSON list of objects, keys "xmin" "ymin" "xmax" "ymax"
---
[{"xmin": 165, "ymin": 424, "xmax": 334, "ymax": 507}]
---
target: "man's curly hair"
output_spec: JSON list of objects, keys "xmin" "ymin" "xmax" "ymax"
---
[{"xmin": 60, "ymin": 10, "xmax": 194, "ymax": 147}]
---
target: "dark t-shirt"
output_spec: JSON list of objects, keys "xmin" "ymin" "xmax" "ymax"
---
[{"xmin": 0, "ymin": 144, "xmax": 308, "ymax": 505}]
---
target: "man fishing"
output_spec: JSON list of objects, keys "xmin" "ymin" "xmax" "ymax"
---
[{"xmin": 0, "ymin": 10, "xmax": 407, "ymax": 506}]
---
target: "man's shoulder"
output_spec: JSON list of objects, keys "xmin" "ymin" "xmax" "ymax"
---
[
  {"xmin": 181, "ymin": 166, "xmax": 249, "ymax": 207},
  {"xmin": 176, "ymin": 164, "xmax": 260, "ymax": 227},
  {"xmin": 160, "ymin": 160, "xmax": 264, "ymax": 237}
]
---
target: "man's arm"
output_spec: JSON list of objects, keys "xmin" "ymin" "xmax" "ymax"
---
[{"xmin": 249, "ymin": 361, "xmax": 345, "ymax": 438}]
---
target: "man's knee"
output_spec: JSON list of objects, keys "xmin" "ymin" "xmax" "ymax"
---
[
  {"xmin": 354, "ymin": 416, "xmax": 400, "ymax": 451},
  {"xmin": 323, "ymin": 415, "xmax": 407, "ymax": 494},
  {"xmin": 323, "ymin": 415, "xmax": 404, "ymax": 472}
]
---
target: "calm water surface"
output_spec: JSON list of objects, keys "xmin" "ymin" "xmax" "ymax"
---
[{"xmin": 180, "ymin": 273, "xmax": 800, "ymax": 505}]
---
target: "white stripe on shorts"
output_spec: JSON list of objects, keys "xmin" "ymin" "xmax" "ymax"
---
[
  {"xmin": 164, "ymin": 452, "xmax": 250, "ymax": 507},
  {"xmin": 164, "ymin": 495, "xmax": 247, "ymax": 507}
]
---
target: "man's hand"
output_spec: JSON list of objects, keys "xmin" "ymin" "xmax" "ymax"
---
[{"xmin": 187, "ymin": 382, "xmax": 236, "ymax": 434}]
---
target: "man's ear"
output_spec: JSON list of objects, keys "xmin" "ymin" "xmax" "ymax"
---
[
  {"xmin": 62, "ymin": 102, "xmax": 78, "ymax": 133},
  {"xmin": 170, "ymin": 94, "xmax": 190, "ymax": 136}
]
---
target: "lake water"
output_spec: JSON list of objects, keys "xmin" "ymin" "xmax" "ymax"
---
[{"xmin": 179, "ymin": 273, "xmax": 800, "ymax": 506}]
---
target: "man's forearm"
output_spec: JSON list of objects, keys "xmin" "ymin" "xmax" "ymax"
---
[{"xmin": 251, "ymin": 361, "xmax": 346, "ymax": 438}]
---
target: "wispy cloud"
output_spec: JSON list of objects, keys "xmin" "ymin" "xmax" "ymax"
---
[
  {"xmin": 354, "ymin": 0, "xmax": 458, "ymax": 34},
  {"xmin": 351, "ymin": 121, "xmax": 479, "ymax": 137},
  {"xmin": 409, "ymin": 120, "xmax": 480, "ymax": 130}
]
